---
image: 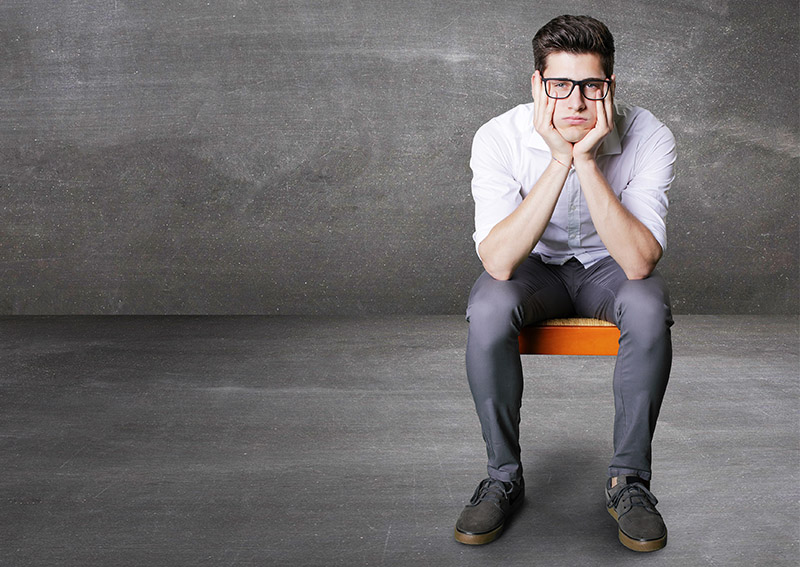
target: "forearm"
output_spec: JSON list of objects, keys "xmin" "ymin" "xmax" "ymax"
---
[
  {"xmin": 574, "ymin": 159, "xmax": 663, "ymax": 279},
  {"xmin": 478, "ymin": 159, "xmax": 569, "ymax": 280}
]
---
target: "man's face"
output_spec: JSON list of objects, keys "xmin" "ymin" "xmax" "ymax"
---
[{"xmin": 540, "ymin": 52, "xmax": 608, "ymax": 143}]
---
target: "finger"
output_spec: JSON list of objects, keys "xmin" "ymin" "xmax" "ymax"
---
[
  {"xmin": 597, "ymin": 99, "xmax": 610, "ymax": 134},
  {"xmin": 534, "ymin": 74, "xmax": 553, "ymax": 131},
  {"xmin": 597, "ymin": 97, "xmax": 607, "ymax": 128},
  {"xmin": 605, "ymin": 75, "xmax": 615, "ymax": 126},
  {"xmin": 532, "ymin": 71, "xmax": 540, "ymax": 102},
  {"xmin": 532, "ymin": 72, "xmax": 546, "ymax": 123},
  {"xmin": 545, "ymin": 86, "xmax": 557, "ymax": 124}
]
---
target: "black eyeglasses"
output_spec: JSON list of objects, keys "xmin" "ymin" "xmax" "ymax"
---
[{"xmin": 542, "ymin": 78, "xmax": 611, "ymax": 100}]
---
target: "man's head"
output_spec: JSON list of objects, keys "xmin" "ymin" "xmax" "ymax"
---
[
  {"xmin": 531, "ymin": 15, "xmax": 615, "ymax": 143},
  {"xmin": 532, "ymin": 15, "xmax": 615, "ymax": 78}
]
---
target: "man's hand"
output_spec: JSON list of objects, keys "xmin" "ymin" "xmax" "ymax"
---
[
  {"xmin": 532, "ymin": 70, "xmax": 573, "ymax": 167},
  {"xmin": 573, "ymin": 75, "xmax": 616, "ymax": 163}
]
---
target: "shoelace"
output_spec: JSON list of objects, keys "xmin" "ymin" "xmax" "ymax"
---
[
  {"xmin": 610, "ymin": 481, "xmax": 659, "ymax": 512},
  {"xmin": 469, "ymin": 478, "xmax": 513, "ymax": 506}
]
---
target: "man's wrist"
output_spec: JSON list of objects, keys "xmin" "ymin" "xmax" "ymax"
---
[
  {"xmin": 572, "ymin": 153, "xmax": 597, "ymax": 168},
  {"xmin": 552, "ymin": 155, "xmax": 572, "ymax": 169}
]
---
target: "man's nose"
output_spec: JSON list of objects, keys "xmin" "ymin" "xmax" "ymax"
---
[{"xmin": 566, "ymin": 85, "xmax": 586, "ymax": 109}]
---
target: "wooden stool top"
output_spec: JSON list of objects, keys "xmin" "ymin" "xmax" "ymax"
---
[{"xmin": 536, "ymin": 317, "xmax": 616, "ymax": 327}]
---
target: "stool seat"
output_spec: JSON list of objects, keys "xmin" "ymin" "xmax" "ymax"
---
[{"xmin": 518, "ymin": 318, "xmax": 620, "ymax": 356}]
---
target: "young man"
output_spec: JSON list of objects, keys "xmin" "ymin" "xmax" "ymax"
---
[{"xmin": 454, "ymin": 15, "xmax": 676, "ymax": 552}]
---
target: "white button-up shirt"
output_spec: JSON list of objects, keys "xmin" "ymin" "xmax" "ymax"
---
[{"xmin": 471, "ymin": 101, "xmax": 676, "ymax": 267}]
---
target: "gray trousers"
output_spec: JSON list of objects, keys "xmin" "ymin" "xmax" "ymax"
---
[{"xmin": 465, "ymin": 254, "xmax": 673, "ymax": 483}]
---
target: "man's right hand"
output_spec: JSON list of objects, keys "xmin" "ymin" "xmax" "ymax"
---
[{"xmin": 531, "ymin": 70, "xmax": 573, "ymax": 167}]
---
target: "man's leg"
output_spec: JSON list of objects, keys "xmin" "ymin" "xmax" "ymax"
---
[
  {"xmin": 456, "ymin": 255, "xmax": 572, "ymax": 545},
  {"xmin": 608, "ymin": 272, "xmax": 673, "ymax": 481},
  {"xmin": 465, "ymin": 256, "xmax": 573, "ymax": 482},
  {"xmin": 573, "ymin": 256, "xmax": 673, "ymax": 479},
  {"xmin": 573, "ymin": 256, "xmax": 673, "ymax": 552}
]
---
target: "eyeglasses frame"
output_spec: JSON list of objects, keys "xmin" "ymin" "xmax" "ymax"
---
[{"xmin": 542, "ymin": 77, "xmax": 612, "ymax": 101}]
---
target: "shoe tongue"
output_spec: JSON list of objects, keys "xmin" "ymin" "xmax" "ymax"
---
[{"xmin": 620, "ymin": 476, "xmax": 649, "ymax": 489}]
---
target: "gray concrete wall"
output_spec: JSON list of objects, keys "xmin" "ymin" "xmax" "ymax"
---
[{"xmin": 1, "ymin": 1, "xmax": 797, "ymax": 315}]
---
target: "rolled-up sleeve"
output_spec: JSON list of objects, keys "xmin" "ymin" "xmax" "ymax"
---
[
  {"xmin": 620, "ymin": 123, "xmax": 676, "ymax": 253},
  {"xmin": 470, "ymin": 123, "xmax": 523, "ymax": 258}
]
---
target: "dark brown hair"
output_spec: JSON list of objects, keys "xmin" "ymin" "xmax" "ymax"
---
[{"xmin": 532, "ymin": 15, "xmax": 615, "ymax": 77}]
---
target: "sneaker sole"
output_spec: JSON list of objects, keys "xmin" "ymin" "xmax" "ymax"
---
[
  {"xmin": 454, "ymin": 523, "xmax": 504, "ymax": 545},
  {"xmin": 606, "ymin": 506, "xmax": 667, "ymax": 552}
]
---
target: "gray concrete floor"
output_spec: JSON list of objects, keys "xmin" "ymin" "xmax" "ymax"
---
[{"xmin": 1, "ymin": 315, "xmax": 797, "ymax": 566}]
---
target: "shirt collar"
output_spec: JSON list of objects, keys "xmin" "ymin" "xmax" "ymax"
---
[{"xmin": 525, "ymin": 100, "xmax": 628, "ymax": 157}]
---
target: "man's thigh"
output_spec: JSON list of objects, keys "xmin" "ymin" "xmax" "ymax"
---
[
  {"xmin": 573, "ymin": 256, "xmax": 670, "ymax": 323},
  {"xmin": 467, "ymin": 254, "xmax": 575, "ymax": 327}
]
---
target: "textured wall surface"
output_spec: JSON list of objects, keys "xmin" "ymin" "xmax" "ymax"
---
[{"xmin": 1, "ymin": 1, "xmax": 797, "ymax": 314}]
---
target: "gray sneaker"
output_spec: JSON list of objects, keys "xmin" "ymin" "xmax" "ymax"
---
[
  {"xmin": 606, "ymin": 476, "xmax": 667, "ymax": 552},
  {"xmin": 454, "ymin": 477, "xmax": 524, "ymax": 545}
]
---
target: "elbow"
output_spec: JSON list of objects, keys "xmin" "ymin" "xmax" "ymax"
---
[
  {"xmin": 483, "ymin": 262, "xmax": 513, "ymax": 281},
  {"xmin": 478, "ymin": 242, "xmax": 515, "ymax": 281},
  {"xmin": 624, "ymin": 266, "xmax": 654, "ymax": 281},
  {"xmin": 624, "ymin": 247, "xmax": 662, "ymax": 280},
  {"xmin": 488, "ymin": 269, "xmax": 513, "ymax": 281}
]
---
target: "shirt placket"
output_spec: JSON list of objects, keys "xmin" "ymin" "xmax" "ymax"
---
[{"xmin": 566, "ymin": 172, "xmax": 581, "ymax": 250}]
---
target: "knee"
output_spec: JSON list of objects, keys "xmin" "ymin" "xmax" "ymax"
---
[
  {"xmin": 467, "ymin": 280, "xmax": 524, "ymax": 340},
  {"xmin": 615, "ymin": 278, "xmax": 673, "ymax": 346}
]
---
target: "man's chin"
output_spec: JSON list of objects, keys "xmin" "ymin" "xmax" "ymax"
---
[{"xmin": 556, "ymin": 126, "xmax": 589, "ymax": 144}]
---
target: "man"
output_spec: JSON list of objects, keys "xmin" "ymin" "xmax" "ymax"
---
[{"xmin": 454, "ymin": 15, "xmax": 675, "ymax": 553}]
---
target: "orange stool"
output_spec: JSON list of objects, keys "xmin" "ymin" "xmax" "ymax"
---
[{"xmin": 518, "ymin": 318, "xmax": 620, "ymax": 356}]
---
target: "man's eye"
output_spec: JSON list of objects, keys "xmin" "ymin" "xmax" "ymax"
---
[
  {"xmin": 552, "ymin": 82, "xmax": 569, "ymax": 88},
  {"xmin": 584, "ymin": 82, "xmax": 603, "ymax": 91}
]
